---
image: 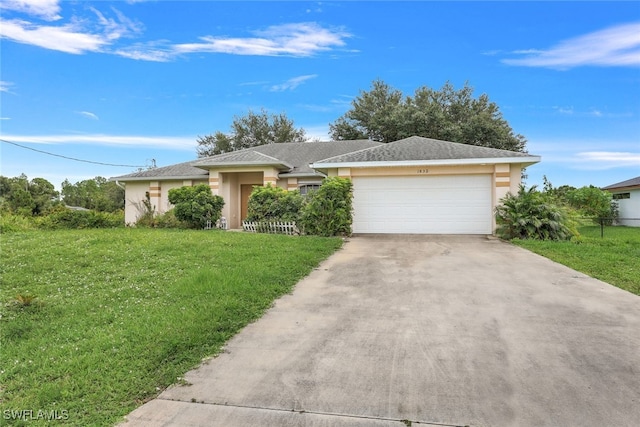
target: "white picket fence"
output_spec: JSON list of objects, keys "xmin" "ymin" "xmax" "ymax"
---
[
  {"xmin": 242, "ymin": 221, "xmax": 299, "ymax": 235},
  {"xmin": 204, "ymin": 217, "xmax": 227, "ymax": 230}
]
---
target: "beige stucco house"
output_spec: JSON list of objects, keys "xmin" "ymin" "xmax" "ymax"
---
[{"xmin": 111, "ymin": 136, "xmax": 540, "ymax": 234}]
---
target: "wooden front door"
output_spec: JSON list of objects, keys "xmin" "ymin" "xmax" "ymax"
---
[{"xmin": 241, "ymin": 184, "xmax": 254, "ymax": 221}]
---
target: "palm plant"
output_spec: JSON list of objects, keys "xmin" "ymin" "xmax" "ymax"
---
[{"xmin": 495, "ymin": 185, "xmax": 577, "ymax": 240}]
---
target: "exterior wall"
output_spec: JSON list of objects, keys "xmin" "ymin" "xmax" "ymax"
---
[
  {"xmin": 123, "ymin": 179, "xmax": 206, "ymax": 226},
  {"xmin": 123, "ymin": 182, "xmax": 150, "ymax": 225},
  {"xmin": 510, "ymin": 165, "xmax": 523, "ymax": 194},
  {"xmin": 278, "ymin": 178, "xmax": 290, "ymax": 190},
  {"xmin": 614, "ymin": 189, "xmax": 640, "ymax": 227},
  {"xmin": 159, "ymin": 180, "xmax": 195, "ymax": 214}
]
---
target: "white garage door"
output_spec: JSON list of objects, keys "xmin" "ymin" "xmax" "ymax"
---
[{"xmin": 352, "ymin": 175, "xmax": 492, "ymax": 234}]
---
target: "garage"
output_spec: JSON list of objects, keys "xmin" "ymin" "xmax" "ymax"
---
[{"xmin": 352, "ymin": 174, "xmax": 492, "ymax": 234}]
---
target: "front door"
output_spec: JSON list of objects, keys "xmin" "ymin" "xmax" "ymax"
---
[{"xmin": 240, "ymin": 184, "xmax": 254, "ymax": 222}]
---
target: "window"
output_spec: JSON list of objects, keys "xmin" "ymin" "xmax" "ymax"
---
[
  {"xmin": 613, "ymin": 193, "xmax": 630, "ymax": 200},
  {"xmin": 298, "ymin": 184, "xmax": 320, "ymax": 196}
]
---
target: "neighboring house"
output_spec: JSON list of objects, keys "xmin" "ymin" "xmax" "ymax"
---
[
  {"xmin": 602, "ymin": 176, "xmax": 640, "ymax": 227},
  {"xmin": 65, "ymin": 205, "xmax": 90, "ymax": 211},
  {"xmin": 111, "ymin": 136, "xmax": 540, "ymax": 234}
]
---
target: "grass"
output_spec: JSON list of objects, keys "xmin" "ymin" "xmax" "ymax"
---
[
  {"xmin": 512, "ymin": 225, "xmax": 640, "ymax": 296},
  {"xmin": 0, "ymin": 228, "xmax": 342, "ymax": 426}
]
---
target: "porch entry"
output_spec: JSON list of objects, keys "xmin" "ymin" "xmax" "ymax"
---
[{"xmin": 241, "ymin": 184, "xmax": 255, "ymax": 221}]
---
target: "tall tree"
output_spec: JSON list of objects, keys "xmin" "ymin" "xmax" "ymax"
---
[
  {"xmin": 330, "ymin": 80, "xmax": 527, "ymax": 152},
  {"xmin": 197, "ymin": 109, "xmax": 307, "ymax": 158}
]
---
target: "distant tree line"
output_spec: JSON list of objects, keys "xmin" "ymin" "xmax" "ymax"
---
[{"xmin": 0, "ymin": 174, "xmax": 124, "ymax": 216}]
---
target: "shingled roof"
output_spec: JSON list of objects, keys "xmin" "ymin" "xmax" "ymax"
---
[
  {"xmin": 192, "ymin": 149, "xmax": 292, "ymax": 169},
  {"xmin": 312, "ymin": 136, "xmax": 538, "ymax": 166},
  {"xmin": 111, "ymin": 160, "xmax": 208, "ymax": 181},
  {"xmin": 112, "ymin": 137, "xmax": 539, "ymax": 182},
  {"xmin": 242, "ymin": 140, "xmax": 381, "ymax": 176},
  {"xmin": 602, "ymin": 176, "xmax": 640, "ymax": 190},
  {"xmin": 112, "ymin": 140, "xmax": 382, "ymax": 181}
]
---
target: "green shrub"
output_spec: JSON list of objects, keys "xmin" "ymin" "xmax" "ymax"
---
[
  {"xmin": 495, "ymin": 185, "xmax": 577, "ymax": 241},
  {"xmin": 134, "ymin": 192, "xmax": 156, "ymax": 227},
  {"xmin": 168, "ymin": 184, "xmax": 224, "ymax": 229},
  {"xmin": 155, "ymin": 209, "xmax": 186, "ymax": 228},
  {"xmin": 0, "ymin": 212, "xmax": 36, "ymax": 233},
  {"xmin": 36, "ymin": 208, "xmax": 124, "ymax": 229},
  {"xmin": 566, "ymin": 186, "xmax": 618, "ymax": 225},
  {"xmin": 246, "ymin": 185, "xmax": 304, "ymax": 222},
  {"xmin": 300, "ymin": 177, "xmax": 353, "ymax": 237}
]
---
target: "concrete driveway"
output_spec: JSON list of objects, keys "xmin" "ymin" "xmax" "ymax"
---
[{"xmin": 121, "ymin": 235, "xmax": 640, "ymax": 427}]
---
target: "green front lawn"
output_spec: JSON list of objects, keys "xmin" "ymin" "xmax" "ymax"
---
[
  {"xmin": 0, "ymin": 229, "xmax": 342, "ymax": 426},
  {"xmin": 512, "ymin": 226, "xmax": 640, "ymax": 296}
]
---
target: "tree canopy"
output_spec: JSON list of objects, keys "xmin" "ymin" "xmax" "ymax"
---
[
  {"xmin": 330, "ymin": 80, "xmax": 527, "ymax": 152},
  {"xmin": 197, "ymin": 109, "xmax": 307, "ymax": 158},
  {"xmin": 61, "ymin": 176, "xmax": 124, "ymax": 213},
  {"xmin": 0, "ymin": 174, "xmax": 59, "ymax": 215}
]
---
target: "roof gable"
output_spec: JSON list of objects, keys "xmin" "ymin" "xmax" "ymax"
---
[{"xmin": 192, "ymin": 150, "xmax": 291, "ymax": 169}]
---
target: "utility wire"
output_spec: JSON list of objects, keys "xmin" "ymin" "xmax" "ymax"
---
[{"xmin": 1, "ymin": 138, "xmax": 147, "ymax": 168}]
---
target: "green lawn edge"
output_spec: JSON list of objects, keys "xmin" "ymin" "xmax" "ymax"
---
[
  {"xmin": 511, "ymin": 225, "xmax": 640, "ymax": 296},
  {"xmin": 0, "ymin": 229, "xmax": 343, "ymax": 426}
]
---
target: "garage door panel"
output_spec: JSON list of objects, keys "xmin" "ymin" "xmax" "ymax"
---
[{"xmin": 352, "ymin": 175, "xmax": 492, "ymax": 234}]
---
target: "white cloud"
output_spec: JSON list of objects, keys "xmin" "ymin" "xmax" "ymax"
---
[
  {"xmin": 76, "ymin": 111, "xmax": 99, "ymax": 120},
  {"xmin": 574, "ymin": 151, "xmax": 640, "ymax": 170},
  {"xmin": 90, "ymin": 7, "xmax": 143, "ymax": 41},
  {"xmin": 239, "ymin": 80, "xmax": 270, "ymax": 87},
  {"xmin": 0, "ymin": 7, "xmax": 142, "ymax": 55},
  {"xmin": 2, "ymin": 134, "xmax": 197, "ymax": 150},
  {"xmin": 1, "ymin": 8, "xmax": 351, "ymax": 62},
  {"xmin": 1, "ymin": 117, "xmax": 11, "ymax": 120},
  {"xmin": 554, "ymin": 106, "xmax": 574, "ymax": 115},
  {"xmin": 0, "ymin": 19, "xmax": 108, "ymax": 54},
  {"xmin": 270, "ymin": 74, "xmax": 318, "ymax": 92},
  {"xmin": 303, "ymin": 124, "xmax": 331, "ymax": 141},
  {"xmin": 552, "ymin": 106, "xmax": 632, "ymax": 118},
  {"xmin": 503, "ymin": 21, "xmax": 640, "ymax": 69},
  {"xmin": 114, "ymin": 41, "xmax": 174, "ymax": 62},
  {"xmin": 173, "ymin": 23, "xmax": 350, "ymax": 57},
  {"xmin": 2, "ymin": 0, "xmax": 61, "ymax": 21},
  {"xmin": 0, "ymin": 81, "xmax": 15, "ymax": 93}
]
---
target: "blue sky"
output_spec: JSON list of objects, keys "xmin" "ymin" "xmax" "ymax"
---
[{"xmin": 1, "ymin": 1, "xmax": 639, "ymax": 190}]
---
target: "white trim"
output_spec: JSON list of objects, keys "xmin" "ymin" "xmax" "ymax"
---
[{"xmin": 311, "ymin": 156, "xmax": 541, "ymax": 169}]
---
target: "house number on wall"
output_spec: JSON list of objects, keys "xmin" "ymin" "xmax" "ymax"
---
[{"xmin": 417, "ymin": 169, "xmax": 429, "ymax": 174}]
